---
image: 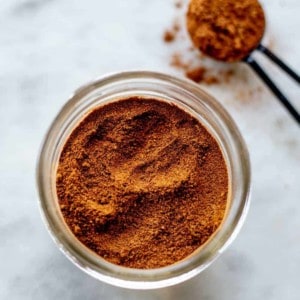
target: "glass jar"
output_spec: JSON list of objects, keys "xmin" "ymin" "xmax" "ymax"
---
[{"xmin": 37, "ymin": 71, "xmax": 251, "ymax": 289}]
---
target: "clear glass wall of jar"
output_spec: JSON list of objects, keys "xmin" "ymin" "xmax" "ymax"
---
[{"xmin": 37, "ymin": 71, "xmax": 251, "ymax": 289}]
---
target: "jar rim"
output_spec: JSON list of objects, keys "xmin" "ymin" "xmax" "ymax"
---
[{"xmin": 36, "ymin": 71, "xmax": 251, "ymax": 289}]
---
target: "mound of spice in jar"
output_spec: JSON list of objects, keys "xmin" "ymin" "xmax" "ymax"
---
[{"xmin": 56, "ymin": 97, "xmax": 229, "ymax": 269}]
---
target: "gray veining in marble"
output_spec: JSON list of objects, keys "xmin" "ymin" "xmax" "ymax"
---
[{"xmin": 0, "ymin": 0, "xmax": 299, "ymax": 299}]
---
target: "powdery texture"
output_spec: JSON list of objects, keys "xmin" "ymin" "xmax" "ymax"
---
[
  {"xmin": 56, "ymin": 98, "xmax": 229, "ymax": 269},
  {"xmin": 187, "ymin": 0, "xmax": 265, "ymax": 62}
]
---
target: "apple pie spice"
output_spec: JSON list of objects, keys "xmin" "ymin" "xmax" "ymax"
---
[
  {"xmin": 187, "ymin": 0, "xmax": 265, "ymax": 62},
  {"xmin": 56, "ymin": 97, "xmax": 229, "ymax": 269}
]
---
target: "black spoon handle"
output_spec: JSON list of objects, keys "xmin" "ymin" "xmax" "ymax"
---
[
  {"xmin": 257, "ymin": 44, "xmax": 300, "ymax": 84},
  {"xmin": 245, "ymin": 56, "xmax": 300, "ymax": 124}
]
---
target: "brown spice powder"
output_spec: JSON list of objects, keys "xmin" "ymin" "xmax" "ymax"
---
[
  {"xmin": 170, "ymin": 52, "xmax": 190, "ymax": 70},
  {"xmin": 186, "ymin": 67, "xmax": 206, "ymax": 82},
  {"xmin": 163, "ymin": 19, "xmax": 181, "ymax": 43},
  {"xmin": 163, "ymin": 30, "xmax": 176, "ymax": 43},
  {"xmin": 175, "ymin": 0, "xmax": 183, "ymax": 9},
  {"xmin": 187, "ymin": 0, "xmax": 265, "ymax": 62},
  {"xmin": 56, "ymin": 97, "xmax": 228, "ymax": 269},
  {"xmin": 186, "ymin": 67, "xmax": 220, "ymax": 85},
  {"xmin": 170, "ymin": 53, "xmax": 222, "ymax": 85}
]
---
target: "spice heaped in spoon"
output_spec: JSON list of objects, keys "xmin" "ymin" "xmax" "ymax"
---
[{"xmin": 186, "ymin": 0, "xmax": 300, "ymax": 124}]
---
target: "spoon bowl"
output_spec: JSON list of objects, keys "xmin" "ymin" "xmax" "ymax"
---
[{"xmin": 186, "ymin": 0, "xmax": 300, "ymax": 124}]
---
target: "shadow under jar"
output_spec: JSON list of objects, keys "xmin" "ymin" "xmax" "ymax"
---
[{"xmin": 37, "ymin": 71, "xmax": 251, "ymax": 289}]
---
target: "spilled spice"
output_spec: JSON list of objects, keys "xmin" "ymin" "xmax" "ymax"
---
[
  {"xmin": 222, "ymin": 69, "xmax": 235, "ymax": 83},
  {"xmin": 204, "ymin": 75, "xmax": 219, "ymax": 85},
  {"xmin": 186, "ymin": 67, "xmax": 205, "ymax": 82},
  {"xmin": 175, "ymin": 0, "xmax": 183, "ymax": 9},
  {"xmin": 170, "ymin": 53, "xmax": 189, "ymax": 70},
  {"xmin": 163, "ymin": 19, "xmax": 181, "ymax": 43},
  {"xmin": 186, "ymin": 0, "xmax": 266, "ymax": 62},
  {"xmin": 57, "ymin": 97, "xmax": 229, "ymax": 269},
  {"xmin": 163, "ymin": 30, "xmax": 176, "ymax": 43},
  {"xmin": 170, "ymin": 53, "xmax": 222, "ymax": 84},
  {"xmin": 170, "ymin": 53, "xmax": 219, "ymax": 85},
  {"xmin": 186, "ymin": 67, "xmax": 220, "ymax": 84}
]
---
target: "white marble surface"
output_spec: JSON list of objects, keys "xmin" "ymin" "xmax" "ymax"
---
[{"xmin": 1, "ymin": 0, "xmax": 300, "ymax": 299}]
